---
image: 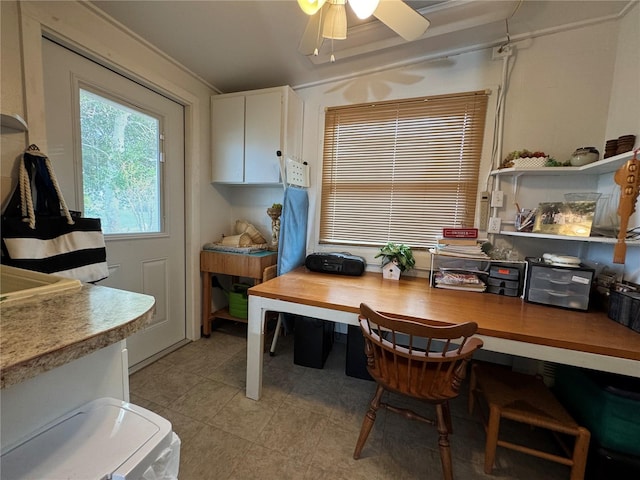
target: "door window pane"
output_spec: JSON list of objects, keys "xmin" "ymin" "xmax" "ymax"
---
[{"xmin": 79, "ymin": 88, "xmax": 161, "ymax": 234}]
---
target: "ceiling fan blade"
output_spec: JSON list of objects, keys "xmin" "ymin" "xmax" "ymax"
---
[
  {"xmin": 298, "ymin": 4, "xmax": 327, "ymax": 55},
  {"xmin": 373, "ymin": 0, "xmax": 430, "ymax": 42}
]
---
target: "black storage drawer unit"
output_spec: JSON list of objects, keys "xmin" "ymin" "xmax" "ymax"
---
[
  {"xmin": 487, "ymin": 277, "xmax": 519, "ymax": 296},
  {"xmin": 524, "ymin": 258, "xmax": 594, "ymax": 311},
  {"xmin": 487, "ymin": 264, "xmax": 522, "ymax": 297},
  {"xmin": 293, "ymin": 316, "xmax": 334, "ymax": 369},
  {"xmin": 489, "ymin": 265, "xmax": 520, "ymax": 281}
]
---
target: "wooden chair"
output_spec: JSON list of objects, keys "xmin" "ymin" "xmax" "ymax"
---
[
  {"xmin": 468, "ymin": 362, "xmax": 590, "ymax": 480},
  {"xmin": 353, "ymin": 303, "xmax": 484, "ymax": 480}
]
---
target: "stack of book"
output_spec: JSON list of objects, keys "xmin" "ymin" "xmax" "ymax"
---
[{"xmin": 430, "ymin": 237, "xmax": 490, "ymax": 259}]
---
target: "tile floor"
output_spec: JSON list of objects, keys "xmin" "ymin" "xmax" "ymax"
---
[{"xmin": 130, "ymin": 322, "xmax": 569, "ymax": 480}]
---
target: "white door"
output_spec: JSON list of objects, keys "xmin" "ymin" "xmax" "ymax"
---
[{"xmin": 42, "ymin": 38, "xmax": 186, "ymax": 367}]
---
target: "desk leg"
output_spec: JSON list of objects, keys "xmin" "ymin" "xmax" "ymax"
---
[
  {"xmin": 246, "ymin": 295, "xmax": 265, "ymax": 400},
  {"xmin": 202, "ymin": 272, "xmax": 212, "ymax": 337}
]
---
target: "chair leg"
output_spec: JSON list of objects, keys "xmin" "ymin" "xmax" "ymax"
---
[
  {"xmin": 353, "ymin": 384, "xmax": 385, "ymax": 460},
  {"xmin": 569, "ymin": 427, "xmax": 590, "ymax": 480},
  {"xmin": 435, "ymin": 403, "xmax": 454, "ymax": 480},
  {"xmin": 484, "ymin": 404, "xmax": 501, "ymax": 474},
  {"xmin": 269, "ymin": 313, "xmax": 282, "ymax": 356},
  {"xmin": 442, "ymin": 401, "xmax": 453, "ymax": 434}
]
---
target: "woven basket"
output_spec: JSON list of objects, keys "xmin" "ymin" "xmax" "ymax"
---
[{"xmin": 512, "ymin": 157, "xmax": 548, "ymax": 168}]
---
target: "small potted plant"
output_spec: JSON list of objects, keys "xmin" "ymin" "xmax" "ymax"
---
[
  {"xmin": 267, "ymin": 203, "xmax": 282, "ymax": 215},
  {"xmin": 376, "ymin": 242, "xmax": 415, "ymax": 280}
]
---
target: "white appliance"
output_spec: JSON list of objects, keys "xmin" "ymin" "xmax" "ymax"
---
[{"xmin": 1, "ymin": 397, "xmax": 180, "ymax": 480}]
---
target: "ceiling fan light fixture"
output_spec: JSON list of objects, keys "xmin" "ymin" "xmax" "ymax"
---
[
  {"xmin": 297, "ymin": 0, "xmax": 327, "ymax": 16},
  {"xmin": 348, "ymin": 0, "xmax": 380, "ymax": 20},
  {"xmin": 322, "ymin": 1, "xmax": 347, "ymax": 40}
]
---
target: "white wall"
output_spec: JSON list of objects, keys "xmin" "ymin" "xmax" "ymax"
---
[
  {"xmin": 218, "ymin": 185, "xmax": 285, "ymax": 247},
  {"xmin": 606, "ymin": 1, "xmax": 640, "ymax": 141},
  {"xmin": 599, "ymin": 1, "xmax": 640, "ymax": 282}
]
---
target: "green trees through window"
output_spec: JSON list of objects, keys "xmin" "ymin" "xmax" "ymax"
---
[{"xmin": 79, "ymin": 88, "xmax": 161, "ymax": 234}]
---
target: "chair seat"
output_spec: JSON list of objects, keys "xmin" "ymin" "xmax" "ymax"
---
[{"xmin": 475, "ymin": 363, "xmax": 581, "ymax": 434}]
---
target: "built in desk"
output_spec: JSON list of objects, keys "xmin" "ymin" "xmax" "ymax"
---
[
  {"xmin": 246, "ymin": 267, "xmax": 640, "ymax": 400},
  {"xmin": 200, "ymin": 249, "xmax": 277, "ymax": 337}
]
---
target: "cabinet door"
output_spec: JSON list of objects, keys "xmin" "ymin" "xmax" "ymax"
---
[
  {"xmin": 211, "ymin": 95, "xmax": 245, "ymax": 182},
  {"xmin": 245, "ymin": 91, "xmax": 282, "ymax": 184}
]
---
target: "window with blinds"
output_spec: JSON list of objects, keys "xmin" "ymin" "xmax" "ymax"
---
[{"xmin": 320, "ymin": 90, "xmax": 489, "ymax": 248}]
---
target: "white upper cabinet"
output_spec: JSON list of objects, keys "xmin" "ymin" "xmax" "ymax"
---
[
  {"xmin": 211, "ymin": 86, "xmax": 303, "ymax": 185},
  {"xmin": 210, "ymin": 96, "xmax": 245, "ymax": 182}
]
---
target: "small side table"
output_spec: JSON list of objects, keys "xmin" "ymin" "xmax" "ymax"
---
[{"xmin": 200, "ymin": 250, "xmax": 278, "ymax": 337}]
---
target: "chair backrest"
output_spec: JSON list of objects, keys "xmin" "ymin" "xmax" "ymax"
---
[{"xmin": 359, "ymin": 303, "xmax": 483, "ymax": 402}]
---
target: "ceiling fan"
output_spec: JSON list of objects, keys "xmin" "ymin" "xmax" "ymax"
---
[{"xmin": 298, "ymin": 0, "xmax": 431, "ymax": 59}]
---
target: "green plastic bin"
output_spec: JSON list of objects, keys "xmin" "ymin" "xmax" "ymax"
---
[
  {"xmin": 554, "ymin": 364, "xmax": 640, "ymax": 456},
  {"xmin": 228, "ymin": 283, "xmax": 250, "ymax": 319}
]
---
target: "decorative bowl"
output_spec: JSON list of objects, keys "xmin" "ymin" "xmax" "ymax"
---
[{"xmin": 570, "ymin": 147, "xmax": 599, "ymax": 166}]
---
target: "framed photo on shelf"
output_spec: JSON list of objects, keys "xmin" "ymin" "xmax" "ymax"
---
[{"xmin": 532, "ymin": 201, "xmax": 597, "ymax": 237}]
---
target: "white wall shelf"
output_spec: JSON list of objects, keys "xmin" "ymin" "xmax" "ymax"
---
[
  {"xmin": 497, "ymin": 230, "xmax": 640, "ymax": 246},
  {"xmin": 0, "ymin": 113, "xmax": 28, "ymax": 132},
  {"xmin": 490, "ymin": 150, "xmax": 635, "ymax": 177},
  {"xmin": 490, "ymin": 148, "xmax": 639, "ymax": 248}
]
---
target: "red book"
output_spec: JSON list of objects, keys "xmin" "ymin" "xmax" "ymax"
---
[{"xmin": 442, "ymin": 228, "xmax": 478, "ymax": 239}]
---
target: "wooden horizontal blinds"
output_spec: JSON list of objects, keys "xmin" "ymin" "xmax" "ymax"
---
[{"xmin": 320, "ymin": 90, "xmax": 489, "ymax": 248}]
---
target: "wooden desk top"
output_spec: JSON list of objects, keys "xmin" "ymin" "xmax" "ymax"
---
[{"xmin": 249, "ymin": 268, "xmax": 640, "ymax": 362}]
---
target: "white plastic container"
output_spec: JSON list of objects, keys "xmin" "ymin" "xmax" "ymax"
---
[{"xmin": 0, "ymin": 397, "xmax": 180, "ymax": 480}]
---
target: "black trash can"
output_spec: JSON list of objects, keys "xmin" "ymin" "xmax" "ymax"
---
[{"xmin": 293, "ymin": 316, "xmax": 334, "ymax": 369}]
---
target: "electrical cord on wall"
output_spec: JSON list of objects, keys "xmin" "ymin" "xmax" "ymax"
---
[{"xmin": 483, "ymin": 0, "xmax": 523, "ymax": 194}]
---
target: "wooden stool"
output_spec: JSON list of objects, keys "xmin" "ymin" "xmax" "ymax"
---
[{"xmin": 469, "ymin": 362, "xmax": 590, "ymax": 480}]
